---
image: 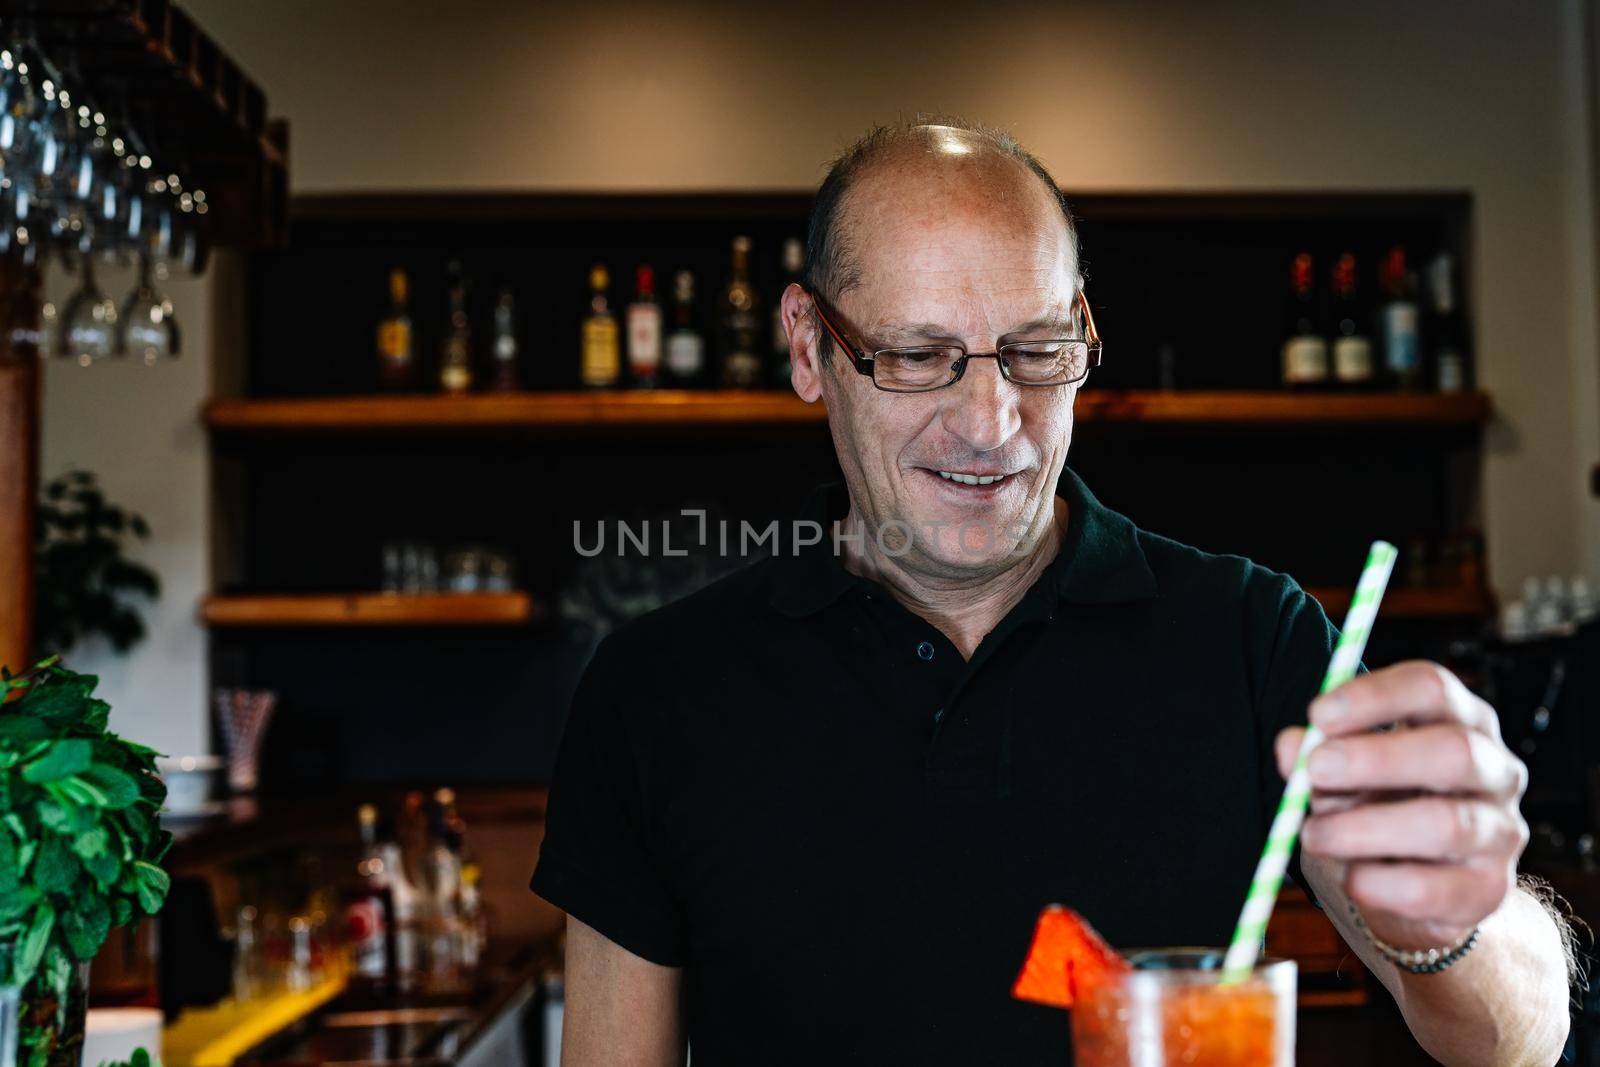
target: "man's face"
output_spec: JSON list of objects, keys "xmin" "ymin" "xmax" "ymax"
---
[{"xmin": 800, "ymin": 146, "xmax": 1080, "ymax": 579}]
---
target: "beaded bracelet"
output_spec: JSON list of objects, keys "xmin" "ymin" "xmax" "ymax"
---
[{"xmin": 1348, "ymin": 905, "xmax": 1480, "ymax": 975}]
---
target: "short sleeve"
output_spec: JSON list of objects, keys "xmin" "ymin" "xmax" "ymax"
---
[
  {"xmin": 1250, "ymin": 573, "xmax": 1343, "ymax": 907},
  {"xmin": 531, "ymin": 635, "xmax": 688, "ymax": 966}
]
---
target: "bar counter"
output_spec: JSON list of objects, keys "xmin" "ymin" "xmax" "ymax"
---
[{"xmin": 228, "ymin": 939, "xmax": 558, "ymax": 1067}]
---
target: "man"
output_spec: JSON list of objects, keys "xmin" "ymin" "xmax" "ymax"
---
[{"xmin": 533, "ymin": 121, "xmax": 1571, "ymax": 1065}]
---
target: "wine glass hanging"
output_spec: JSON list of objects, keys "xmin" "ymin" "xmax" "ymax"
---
[{"xmin": 0, "ymin": 34, "xmax": 206, "ymax": 363}]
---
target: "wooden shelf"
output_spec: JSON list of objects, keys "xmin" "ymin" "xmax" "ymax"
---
[
  {"xmin": 203, "ymin": 389, "xmax": 1492, "ymax": 434},
  {"xmin": 200, "ymin": 591, "xmax": 536, "ymax": 628},
  {"xmin": 1305, "ymin": 585, "xmax": 1493, "ymax": 620}
]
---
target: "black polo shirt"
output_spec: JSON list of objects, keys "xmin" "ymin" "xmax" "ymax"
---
[{"xmin": 532, "ymin": 469, "xmax": 1337, "ymax": 1065}]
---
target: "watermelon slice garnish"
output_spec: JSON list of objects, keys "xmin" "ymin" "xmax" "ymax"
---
[{"xmin": 1012, "ymin": 904, "xmax": 1131, "ymax": 1008}]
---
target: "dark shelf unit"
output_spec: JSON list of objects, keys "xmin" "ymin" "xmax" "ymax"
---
[{"xmin": 211, "ymin": 190, "xmax": 1488, "ymax": 790}]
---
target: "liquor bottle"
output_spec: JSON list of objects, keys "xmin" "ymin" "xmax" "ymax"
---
[
  {"xmin": 1379, "ymin": 246, "xmax": 1421, "ymax": 390},
  {"xmin": 1329, "ymin": 252, "xmax": 1374, "ymax": 390},
  {"xmin": 1280, "ymin": 252, "xmax": 1329, "ymax": 389},
  {"xmin": 344, "ymin": 803, "xmax": 398, "ymax": 983},
  {"xmin": 392, "ymin": 791, "xmax": 429, "ymax": 986},
  {"xmin": 1425, "ymin": 253, "xmax": 1466, "ymax": 393},
  {"xmin": 772, "ymin": 237, "xmax": 804, "ymax": 386},
  {"xmin": 438, "ymin": 261, "xmax": 474, "ymax": 394},
  {"xmin": 490, "ymin": 286, "xmax": 519, "ymax": 392},
  {"xmin": 423, "ymin": 788, "xmax": 466, "ymax": 987},
  {"xmin": 665, "ymin": 270, "xmax": 705, "ymax": 385},
  {"xmin": 626, "ymin": 264, "xmax": 663, "ymax": 388},
  {"xmin": 376, "ymin": 267, "xmax": 415, "ymax": 391},
  {"xmin": 720, "ymin": 235, "xmax": 763, "ymax": 388},
  {"xmin": 580, "ymin": 264, "xmax": 621, "ymax": 388}
]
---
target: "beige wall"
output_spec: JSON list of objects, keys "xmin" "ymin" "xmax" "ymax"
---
[
  {"xmin": 39, "ymin": 260, "xmax": 216, "ymax": 758},
  {"xmin": 70, "ymin": 0, "xmax": 1598, "ymax": 748}
]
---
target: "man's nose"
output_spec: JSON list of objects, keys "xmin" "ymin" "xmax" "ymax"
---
[{"xmin": 940, "ymin": 356, "xmax": 1021, "ymax": 453}]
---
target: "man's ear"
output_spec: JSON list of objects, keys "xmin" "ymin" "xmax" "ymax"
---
[{"xmin": 781, "ymin": 283, "xmax": 824, "ymax": 404}]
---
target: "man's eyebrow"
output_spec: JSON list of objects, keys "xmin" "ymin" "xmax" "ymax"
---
[
  {"xmin": 870, "ymin": 322, "xmax": 962, "ymax": 347},
  {"xmin": 866, "ymin": 310, "xmax": 1075, "ymax": 348}
]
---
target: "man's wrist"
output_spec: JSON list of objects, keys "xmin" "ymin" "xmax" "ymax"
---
[{"xmin": 1348, "ymin": 904, "xmax": 1480, "ymax": 975}]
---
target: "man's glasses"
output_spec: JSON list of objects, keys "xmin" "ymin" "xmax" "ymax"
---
[{"xmin": 806, "ymin": 288, "xmax": 1103, "ymax": 393}]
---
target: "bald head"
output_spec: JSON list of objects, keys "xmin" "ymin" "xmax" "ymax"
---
[{"xmin": 803, "ymin": 120, "xmax": 1081, "ymax": 351}]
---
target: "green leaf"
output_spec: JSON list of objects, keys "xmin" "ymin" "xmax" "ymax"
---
[
  {"xmin": 32, "ymin": 833, "xmax": 79, "ymax": 894},
  {"xmin": 16, "ymin": 898, "xmax": 54, "ymax": 982},
  {"xmin": 110, "ymin": 896, "xmax": 132, "ymax": 928},
  {"xmin": 84, "ymin": 848, "xmax": 121, "ymax": 890},
  {"xmin": 16, "ymin": 674, "xmax": 98, "ymax": 727},
  {"xmin": 81, "ymin": 764, "xmax": 140, "ymax": 809},
  {"xmin": 56, "ymin": 775, "xmax": 109, "ymax": 807},
  {"xmin": 0, "ymin": 884, "xmax": 36, "ymax": 923},
  {"xmin": 35, "ymin": 799, "xmax": 75, "ymax": 832},
  {"xmin": 0, "ymin": 713, "xmax": 51, "ymax": 745},
  {"xmin": 0, "ymin": 831, "xmax": 15, "ymax": 892},
  {"xmin": 132, "ymin": 861, "xmax": 169, "ymax": 915},
  {"xmin": 22, "ymin": 738, "xmax": 92, "ymax": 782},
  {"xmin": 71, "ymin": 825, "xmax": 108, "ymax": 860},
  {"xmin": 59, "ymin": 894, "xmax": 109, "ymax": 960}
]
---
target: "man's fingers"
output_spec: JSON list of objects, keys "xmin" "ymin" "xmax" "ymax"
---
[
  {"xmin": 1302, "ymin": 797, "xmax": 1529, "ymax": 862},
  {"xmin": 1309, "ymin": 661, "xmax": 1500, "ymax": 739},
  {"xmin": 1274, "ymin": 726, "xmax": 1306, "ymax": 780},
  {"xmin": 1345, "ymin": 859, "xmax": 1514, "ymax": 929},
  {"xmin": 1306, "ymin": 723, "xmax": 1527, "ymax": 797}
]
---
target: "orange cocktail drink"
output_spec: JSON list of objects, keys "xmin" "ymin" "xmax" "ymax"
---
[{"xmin": 1069, "ymin": 950, "xmax": 1295, "ymax": 1067}]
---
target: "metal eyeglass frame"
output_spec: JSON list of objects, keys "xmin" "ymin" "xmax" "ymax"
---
[{"xmin": 804, "ymin": 287, "xmax": 1103, "ymax": 393}]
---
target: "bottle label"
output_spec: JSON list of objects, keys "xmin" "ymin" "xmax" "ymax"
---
[
  {"xmin": 1282, "ymin": 336, "xmax": 1329, "ymax": 383},
  {"xmin": 666, "ymin": 332, "xmax": 704, "ymax": 377},
  {"xmin": 582, "ymin": 319, "xmax": 621, "ymax": 386},
  {"xmin": 347, "ymin": 896, "xmax": 389, "ymax": 978},
  {"xmin": 1383, "ymin": 304, "xmax": 1420, "ymax": 373},
  {"xmin": 378, "ymin": 321, "xmax": 412, "ymax": 366},
  {"xmin": 628, "ymin": 305, "xmax": 662, "ymax": 374},
  {"xmin": 1436, "ymin": 350, "xmax": 1465, "ymax": 393},
  {"xmin": 1333, "ymin": 336, "xmax": 1373, "ymax": 382}
]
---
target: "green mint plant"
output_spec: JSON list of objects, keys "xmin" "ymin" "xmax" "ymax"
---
[{"xmin": 1, "ymin": 655, "xmax": 171, "ymax": 1067}]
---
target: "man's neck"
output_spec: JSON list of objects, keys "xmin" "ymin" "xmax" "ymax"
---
[{"xmin": 837, "ymin": 495, "xmax": 1069, "ymax": 659}]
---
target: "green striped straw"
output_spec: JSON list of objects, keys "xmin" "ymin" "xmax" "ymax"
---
[{"xmin": 1219, "ymin": 540, "xmax": 1399, "ymax": 983}]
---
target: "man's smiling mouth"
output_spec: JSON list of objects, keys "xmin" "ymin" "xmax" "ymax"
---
[{"xmin": 935, "ymin": 470, "xmax": 1008, "ymax": 486}]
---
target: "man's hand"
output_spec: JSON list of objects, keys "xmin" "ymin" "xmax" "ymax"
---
[{"xmin": 1274, "ymin": 661, "xmax": 1530, "ymax": 952}]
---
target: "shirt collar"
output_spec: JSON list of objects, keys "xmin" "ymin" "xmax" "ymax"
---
[{"xmin": 768, "ymin": 468, "xmax": 1159, "ymax": 618}]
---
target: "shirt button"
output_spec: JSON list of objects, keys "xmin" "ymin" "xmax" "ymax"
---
[{"xmin": 916, "ymin": 641, "xmax": 935, "ymax": 661}]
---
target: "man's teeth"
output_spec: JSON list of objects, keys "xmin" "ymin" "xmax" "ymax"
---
[{"xmin": 937, "ymin": 470, "xmax": 1006, "ymax": 486}]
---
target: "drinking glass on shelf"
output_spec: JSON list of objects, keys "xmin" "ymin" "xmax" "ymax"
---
[
  {"xmin": 120, "ymin": 250, "xmax": 178, "ymax": 363},
  {"xmin": 62, "ymin": 248, "xmax": 117, "ymax": 363},
  {"xmin": 445, "ymin": 547, "xmax": 484, "ymax": 593},
  {"xmin": 484, "ymin": 549, "xmax": 515, "ymax": 592}
]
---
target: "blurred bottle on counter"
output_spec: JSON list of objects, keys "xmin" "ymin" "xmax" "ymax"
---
[
  {"xmin": 376, "ymin": 267, "xmax": 415, "ymax": 391},
  {"xmin": 1280, "ymin": 252, "xmax": 1328, "ymax": 390},
  {"xmin": 627, "ymin": 265, "xmax": 663, "ymax": 388},
  {"xmin": 1329, "ymin": 253, "xmax": 1374, "ymax": 390},
  {"xmin": 344, "ymin": 803, "xmax": 398, "ymax": 985},
  {"xmin": 581, "ymin": 264, "xmax": 621, "ymax": 388},
  {"xmin": 772, "ymin": 237, "xmax": 804, "ymax": 386},
  {"xmin": 1426, "ymin": 253, "xmax": 1467, "ymax": 393},
  {"xmin": 392, "ymin": 792, "xmax": 430, "ymax": 986},
  {"xmin": 459, "ymin": 862, "xmax": 487, "ymax": 970},
  {"xmin": 490, "ymin": 286, "xmax": 520, "ymax": 392},
  {"xmin": 423, "ymin": 788, "xmax": 468, "ymax": 987},
  {"xmin": 1379, "ymin": 246, "xmax": 1421, "ymax": 390},
  {"xmin": 720, "ymin": 236, "xmax": 763, "ymax": 388},
  {"xmin": 665, "ymin": 270, "xmax": 705, "ymax": 385},
  {"xmin": 439, "ymin": 261, "xmax": 474, "ymax": 394}
]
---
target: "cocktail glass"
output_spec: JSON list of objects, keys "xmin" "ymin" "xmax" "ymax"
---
[{"xmin": 1070, "ymin": 949, "xmax": 1295, "ymax": 1067}]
